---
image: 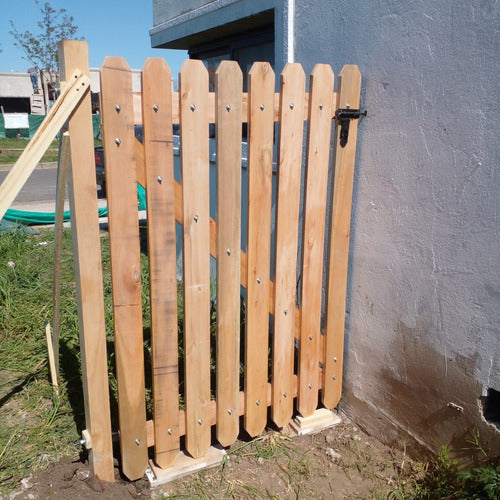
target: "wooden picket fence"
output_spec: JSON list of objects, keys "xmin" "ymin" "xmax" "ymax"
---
[{"xmin": 54, "ymin": 41, "xmax": 361, "ymax": 482}]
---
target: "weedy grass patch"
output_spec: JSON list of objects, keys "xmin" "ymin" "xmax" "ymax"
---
[{"xmin": 0, "ymin": 137, "xmax": 60, "ymax": 165}]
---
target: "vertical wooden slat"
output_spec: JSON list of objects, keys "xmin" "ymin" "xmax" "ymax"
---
[
  {"xmin": 101, "ymin": 56, "xmax": 148, "ymax": 480},
  {"xmin": 142, "ymin": 58, "xmax": 180, "ymax": 468},
  {"xmin": 215, "ymin": 61, "xmax": 242, "ymax": 447},
  {"xmin": 323, "ymin": 65, "xmax": 362, "ymax": 409},
  {"xmin": 244, "ymin": 62, "xmax": 275, "ymax": 437},
  {"xmin": 272, "ymin": 63, "xmax": 306, "ymax": 428},
  {"xmin": 179, "ymin": 60, "xmax": 211, "ymax": 459},
  {"xmin": 58, "ymin": 40, "xmax": 114, "ymax": 483},
  {"xmin": 298, "ymin": 65, "xmax": 335, "ymax": 417}
]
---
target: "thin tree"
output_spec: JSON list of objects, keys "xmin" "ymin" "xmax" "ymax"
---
[{"xmin": 9, "ymin": 0, "xmax": 80, "ymax": 71}]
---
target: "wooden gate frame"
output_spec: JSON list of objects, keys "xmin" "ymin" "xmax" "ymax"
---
[{"xmin": 0, "ymin": 40, "xmax": 362, "ymax": 482}]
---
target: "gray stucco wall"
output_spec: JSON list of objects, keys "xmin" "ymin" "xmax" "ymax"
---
[{"xmin": 295, "ymin": 0, "xmax": 499, "ymax": 455}]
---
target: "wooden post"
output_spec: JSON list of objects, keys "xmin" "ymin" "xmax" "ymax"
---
[
  {"xmin": 100, "ymin": 56, "xmax": 148, "ymax": 480},
  {"xmin": 142, "ymin": 58, "xmax": 180, "ymax": 468},
  {"xmin": 179, "ymin": 60, "xmax": 211, "ymax": 459},
  {"xmin": 297, "ymin": 65, "xmax": 334, "ymax": 417},
  {"xmin": 58, "ymin": 39, "xmax": 114, "ymax": 482},
  {"xmin": 323, "ymin": 65, "xmax": 362, "ymax": 409},
  {"xmin": 272, "ymin": 64, "xmax": 306, "ymax": 428},
  {"xmin": 244, "ymin": 62, "xmax": 275, "ymax": 437},
  {"xmin": 215, "ymin": 61, "xmax": 242, "ymax": 447}
]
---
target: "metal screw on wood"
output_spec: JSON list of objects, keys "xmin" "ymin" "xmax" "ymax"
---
[
  {"xmin": 289, "ymin": 103, "xmax": 294, "ymax": 109},
  {"xmin": 197, "ymin": 418, "xmax": 203, "ymax": 425},
  {"xmin": 284, "ymin": 309, "xmax": 288, "ymax": 315},
  {"xmin": 167, "ymin": 428, "xmax": 172, "ymax": 435},
  {"xmin": 283, "ymin": 392, "xmax": 288, "ymax": 398},
  {"xmin": 257, "ymin": 278, "xmax": 261, "ymax": 284},
  {"xmin": 333, "ymin": 357, "xmax": 337, "ymax": 362},
  {"xmin": 226, "ymin": 248, "xmax": 232, "ymax": 255},
  {"xmin": 227, "ymin": 409, "xmax": 232, "ymax": 415},
  {"xmin": 345, "ymin": 103, "xmax": 351, "ymax": 109},
  {"xmin": 226, "ymin": 104, "xmax": 231, "ymax": 111},
  {"xmin": 153, "ymin": 104, "xmax": 159, "ymax": 112},
  {"xmin": 256, "ymin": 400, "xmax": 260, "ymax": 406},
  {"xmin": 260, "ymin": 104, "xmax": 265, "ymax": 111},
  {"xmin": 333, "ymin": 375, "xmax": 337, "ymax": 380},
  {"xmin": 194, "ymin": 215, "xmax": 199, "ymax": 222},
  {"xmin": 135, "ymin": 438, "xmax": 140, "ymax": 445},
  {"xmin": 319, "ymin": 103, "xmax": 324, "ymax": 110},
  {"xmin": 308, "ymin": 383, "xmax": 312, "ymax": 389},
  {"xmin": 115, "ymin": 138, "xmax": 121, "ymax": 145},
  {"xmin": 157, "ymin": 176, "xmax": 163, "ymax": 184},
  {"xmin": 190, "ymin": 104, "xmax": 196, "ymax": 111},
  {"xmin": 309, "ymin": 335, "xmax": 313, "ymax": 341},
  {"xmin": 115, "ymin": 105, "xmax": 121, "ymax": 112}
]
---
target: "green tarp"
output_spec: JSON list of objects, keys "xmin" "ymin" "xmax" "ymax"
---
[
  {"xmin": 0, "ymin": 114, "xmax": 101, "ymax": 139},
  {"xmin": 2, "ymin": 183, "xmax": 147, "ymax": 226}
]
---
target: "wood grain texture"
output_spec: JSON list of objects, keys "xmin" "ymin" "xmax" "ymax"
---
[
  {"xmin": 272, "ymin": 64, "xmax": 306, "ymax": 428},
  {"xmin": 323, "ymin": 65, "xmax": 362, "ymax": 409},
  {"xmin": 101, "ymin": 56, "xmax": 148, "ymax": 480},
  {"xmin": 58, "ymin": 40, "xmax": 114, "ymax": 482},
  {"xmin": 298, "ymin": 65, "xmax": 334, "ymax": 417},
  {"xmin": 179, "ymin": 60, "xmax": 211, "ymax": 459},
  {"xmin": 215, "ymin": 61, "xmax": 242, "ymax": 447},
  {"xmin": 142, "ymin": 58, "xmax": 180, "ymax": 468},
  {"xmin": 244, "ymin": 62, "xmax": 275, "ymax": 437}
]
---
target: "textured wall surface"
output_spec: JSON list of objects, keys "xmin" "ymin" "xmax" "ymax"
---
[{"xmin": 295, "ymin": 0, "xmax": 499, "ymax": 455}]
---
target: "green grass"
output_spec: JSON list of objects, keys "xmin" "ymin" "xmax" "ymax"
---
[{"xmin": 0, "ymin": 137, "xmax": 60, "ymax": 164}]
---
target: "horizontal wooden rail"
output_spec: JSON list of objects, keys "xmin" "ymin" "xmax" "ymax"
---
[{"xmin": 132, "ymin": 91, "xmax": 336, "ymax": 125}]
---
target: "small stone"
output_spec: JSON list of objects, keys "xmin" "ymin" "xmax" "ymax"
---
[
  {"xmin": 21, "ymin": 477, "xmax": 33, "ymax": 490},
  {"xmin": 257, "ymin": 457, "xmax": 265, "ymax": 464},
  {"xmin": 75, "ymin": 468, "xmax": 90, "ymax": 481},
  {"xmin": 325, "ymin": 429, "xmax": 336, "ymax": 444},
  {"xmin": 325, "ymin": 447, "xmax": 342, "ymax": 462}
]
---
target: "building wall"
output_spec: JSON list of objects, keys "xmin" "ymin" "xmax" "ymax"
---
[
  {"xmin": 0, "ymin": 72, "xmax": 32, "ymax": 98},
  {"xmin": 294, "ymin": 0, "xmax": 499, "ymax": 456}
]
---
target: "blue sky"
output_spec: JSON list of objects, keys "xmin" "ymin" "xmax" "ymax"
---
[{"xmin": 0, "ymin": 0, "xmax": 188, "ymax": 74}]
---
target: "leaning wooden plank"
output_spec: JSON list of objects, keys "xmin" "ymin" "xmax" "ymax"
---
[
  {"xmin": 298, "ymin": 65, "xmax": 335, "ymax": 417},
  {"xmin": 0, "ymin": 70, "xmax": 89, "ymax": 220},
  {"xmin": 142, "ymin": 58, "xmax": 180, "ymax": 468},
  {"xmin": 244, "ymin": 62, "xmax": 275, "ymax": 437},
  {"xmin": 179, "ymin": 60, "xmax": 211, "ymax": 459},
  {"xmin": 52, "ymin": 131, "xmax": 71, "ymax": 380},
  {"xmin": 58, "ymin": 40, "xmax": 114, "ymax": 482},
  {"xmin": 272, "ymin": 63, "xmax": 306, "ymax": 428},
  {"xmin": 215, "ymin": 61, "xmax": 243, "ymax": 447},
  {"xmin": 323, "ymin": 65, "xmax": 362, "ymax": 409},
  {"xmin": 101, "ymin": 56, "xmax": 148, "ymax": 480}
]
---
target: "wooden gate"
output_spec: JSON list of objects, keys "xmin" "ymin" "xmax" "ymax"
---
[{"xmin": 59, "ymin": 41, "xmax": 362, "ymax": 482}]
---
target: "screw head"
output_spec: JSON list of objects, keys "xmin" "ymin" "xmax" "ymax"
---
[
  {"xmin": 308, "ymin": 383, "xmax": 312, "ymax": 389},
  {"xmin": 283, "ymin": 392, "xmax": 288, "ymax": 398},
  {"xmin": 333, "ymin": 375, "xmax": 337, "ymax": 380},
  {"xmin": 115, "ymin": 138, "xmax": 121, "ymax": 145},
  {"xmin": 194, "ymin": 215, "xmax": 199, "ymax": 222},
  {"xmin": 227, "ymin": 409, "xmax": 232, "ymax": 415},
  {"xmin": 333, "ymin": 357, "xmax": 337, "ymax": 362},
  {"xmin": 309, "ymin": 335, "xmax": 313, "ymax": 341},
  {"xmin": 257, "ymin": 278, "xmax": 262, "ymax": 284},
  {"xmin": 115, "ymin": 105, "xmax": 121, "ymax": 112},
  {"xmin": 260, "ymin": 104, "xmax": 265, "ymax": 111},
  {"xmin": 190, "ymin": 104, "xmax": 196, "ymax": 111},
  {"xmin": 256, "ymin": 400, "xmax": 260, "ymax": 406},
  {"xmin": 226, "ymin": 248, "xmax": 232, "ymax": 255},
  {"xmin": 226, "ymin": 104, "xmax": 231, "ymax": 111},
  {"xmin": 167, "ymin": 428, "xmax": 172, "ymax": 435},
  {"xmin": 289, "ymin": 103, "xmax": 294, "ymax": 110},
  {"xmin": 153, "ymin": 104, "xmax": 159, "ymax": 112},
  {"xmin": 319, "ymin": 103, "xmax": 324, "ymax": 110},
  {"xmin": 284, "ymin": 309, "xmax": 288, "ymax": 316},
  {"xmin": 157, "ymin": 176, "xmax": 163, "ymax": 183},
  {"xmin": 197, "ymin": 418, "xmax": 203, "ymax": 425},
  {"xmin": 135, "ymin": 438, "xmax": 140, "ymax": 445}
]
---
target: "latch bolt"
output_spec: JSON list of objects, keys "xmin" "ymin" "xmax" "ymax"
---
[{"xmin": 335, "ymin": 108, "xmax": 367, "ymax": 148}]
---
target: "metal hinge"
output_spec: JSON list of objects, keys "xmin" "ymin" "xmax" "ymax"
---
[{"xmin": 335, "ymin": 108, "xmax": 367, "ymax": 147}]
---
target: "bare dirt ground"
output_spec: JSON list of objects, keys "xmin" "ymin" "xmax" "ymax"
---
[{"xmin": 4, "ymin": 416, "xmax": 417, "ymax": 500}]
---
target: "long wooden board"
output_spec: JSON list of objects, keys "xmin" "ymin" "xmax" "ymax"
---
[
  {"xmin": 244, "ymin": 62, "xmax": 275, "ymax": 437},
  {"xmin": 101, "ymin": 56, "xmax": 148, "ymax": 480},
  {"xmin": 298, "ymin": 65, "xmax": 334, "ymax": 417},
  {"xmin": 142, "ymin": 58, "xmax": 180, "ymax": 468},
  {"xmin": 215, "ymin": 61, "xmax": 243, "ymax": 447},
  {"xmin": 323, "ymin": 65, "xmax": 362, "ymax": 409},
  {"xmin": 58, "ymin": 40, "xmax": 114, "ymax": 482},
  {"xmin": 179, "ymin": 60, "xmax": 211, "ymax": 459},
  {"xmin": 272, "ymin": 64, "xmax": 306, "ymax": 428}
]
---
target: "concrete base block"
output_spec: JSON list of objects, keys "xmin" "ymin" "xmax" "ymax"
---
[
  {"xmin": 288, "ymin": 408, "xmax": 342, "ymax": 436},
  {"xmin": 146, "ymin": 445, "xmax": 226, "ymax": 487}
]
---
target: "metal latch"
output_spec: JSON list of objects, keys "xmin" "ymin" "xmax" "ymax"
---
[{"xmin": 335, "ymin": 108, "xmax": 367, "ymax": 148}]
